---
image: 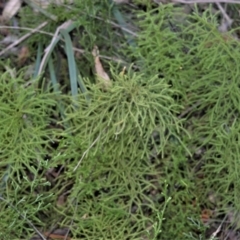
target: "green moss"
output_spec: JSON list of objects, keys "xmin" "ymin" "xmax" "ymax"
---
[{"xmin": 1, "ymin": 2, "xmax": 240, "ymax": 239}]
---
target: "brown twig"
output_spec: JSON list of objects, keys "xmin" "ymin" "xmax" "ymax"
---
[
  {"xmin": 0, "ymin": 197, "xmax": 46, "ymax": 240},
  {"xmin": 216, "ymin": 2, "xmax": 233, "ymax": 32},
  {"xmin": 0, "ymin": 21, "xmax": 48, "ymax": 57},
  {"xmin": 178, "ymin": 101, "xmax": 202, "ymax": 118}
]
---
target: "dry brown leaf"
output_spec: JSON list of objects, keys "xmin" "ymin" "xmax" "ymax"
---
[
  {"xmin": 200, "ymin": 209, "xmax": 213, "ymax": 224},
  {"xmin": 92, "ymin": 45, "xmax": 112, "ymax": 90},
  {"xmin": 81, "ymin": 213, "xmax": 88, "ymax": 219},
  {"xmin": 2, "ymin": 0, "xmax": 22, "ymax": 20},
  {"xmin": 119, "ymin": 66, "xmax": 126, "ymax": 77},
  {"xmin": 56, "ymin": 194, "xmax": 67, "ymax": 207},
  {"xmin": 18, "ymin": 46, "xmax": 30, "ymax": 66}
]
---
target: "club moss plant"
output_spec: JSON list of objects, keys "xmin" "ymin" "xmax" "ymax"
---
[{"xmin": 1, "ymin": 1, "xmax": 240, "ymax": 239}]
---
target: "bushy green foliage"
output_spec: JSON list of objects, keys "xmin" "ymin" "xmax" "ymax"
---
[
  {"xmin": 0, "ymin": 67, "xmax": 182, "ymax": 239},
  {"xmin": 0, "ymin": 73, "xmax": 63, "ymax": 237},
  {"xmin": 134, "ymin": 3, "xmax": 240, "ymax": 238},
  {"xmin": 2, "ymin": 2, "xmax": 240, "ymax": 240},
  {"xmin": 65, "ymin": 69, "xmax": 184, "ymax": 157}
]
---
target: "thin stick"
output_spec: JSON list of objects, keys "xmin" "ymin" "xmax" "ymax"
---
[
  {"xmin": 0, "ymin": 21, "xmax": 48, "ymax": 57},
  {"xmin": 0, "ymin": 25, "xmax": 128, "ymax": 65},
  {"xmin": 0, "ymin": 196, "xmax": 46, "ymax": 240},
  {"xmin": 178, "ymin": 101, "xmax": 201, "ymax": 118},
  {"xmin": 92, "ymin": 15, "xmax": 138, "ymax": 37},
  {"xmin": 216, "ymin": 2, "xmax": 233, "ymax": 31},
  {"xmin": 38, "ymin": 20, "xmax": 74, "ymax": 75},
  {"xmin": 0, "ymin": 25, "xmax": 54, "ymax": 37},
  {"xmin": 216, "ymin": 3, "xmax": 232, "ymax": 24},
  {"xmin": 73, "ymin": 134, "xmax": 101, "ymax": 171},
  {"xmin": 209, "ymin": 214, "xmax": 227, "ymax": 240}
]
